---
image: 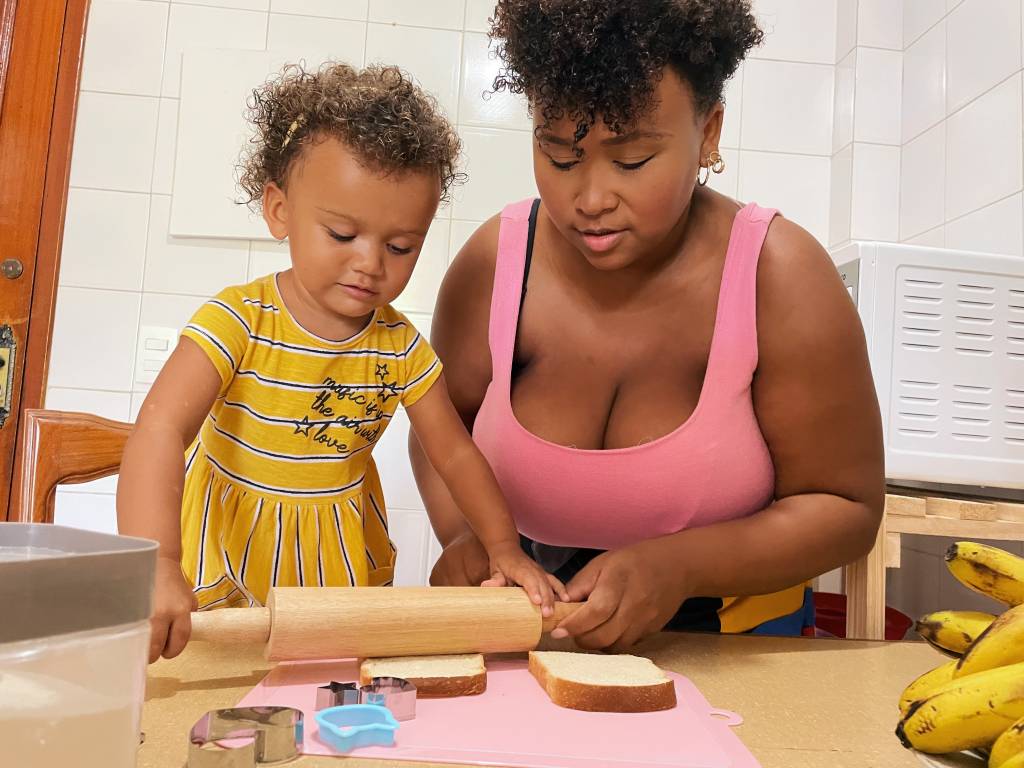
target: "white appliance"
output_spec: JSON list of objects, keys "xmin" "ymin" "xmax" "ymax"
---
[{"xmin": 830, "ymin": 242, "xmax": 1024, "ymax": 493}]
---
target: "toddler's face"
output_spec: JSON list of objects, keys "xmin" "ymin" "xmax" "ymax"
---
[{"xmin": 262, "ymin": 136, "xmax": 441, "ymax": 320}]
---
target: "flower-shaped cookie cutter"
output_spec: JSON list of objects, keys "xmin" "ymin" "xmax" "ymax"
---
[
  {"xmin": 187, "ymin": 706, "xmax": 303, "ymax": 767},
  {"xmin": 315, "ymin": 676, "xmax": 416, "ymax": 721},
  {"xmin": 315, "ymin": 704, "xmax": 399, "ymax": 752}
]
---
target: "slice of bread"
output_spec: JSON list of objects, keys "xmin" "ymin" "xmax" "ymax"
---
[
  {"xmin": 358, "ymin": 653, "xmax": 486, "ymax": 697},
  {"xmin": 528, "ymin": 651, "xmax": 676, "ymax": 712}
]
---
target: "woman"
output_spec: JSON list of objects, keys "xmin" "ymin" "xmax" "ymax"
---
[{"xmin": 410, "ymin": 0, "xmax": 884, "ymax": 650}]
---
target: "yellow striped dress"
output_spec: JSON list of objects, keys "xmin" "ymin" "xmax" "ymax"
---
[{"xmin": 178, "ymin": 274, "xmax": 441, "ymax": 610}]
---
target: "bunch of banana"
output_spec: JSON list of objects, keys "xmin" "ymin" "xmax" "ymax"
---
[
  {"xmin": 916, "ymin": 610, "xmax": 995, "ymax": 657},
  {"xmin": 895, "ymin": 541, "xmax": 1024, "ymax": 765}
]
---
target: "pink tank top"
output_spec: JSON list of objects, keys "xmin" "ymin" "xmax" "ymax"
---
[{"xmin": 473, "ymin": 199, "xmax": 778, "ymax": 550}]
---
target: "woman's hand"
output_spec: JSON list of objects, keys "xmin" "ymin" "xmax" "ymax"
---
[
  {"xmin": 149, "ymin": 556, "xmax": 198, "ymax": 663},
  {"xmin": 429, "ymin": 529, "xmax": 494, "ymax": 587},
  {"xmin": 552, "ymin": 538, "xmax": 687, "ymax": 651}
]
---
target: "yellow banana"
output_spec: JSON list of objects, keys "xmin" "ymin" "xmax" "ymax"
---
[
  {"xmin": 896, "ymin": 661, "xmax": 1024, "ymax": 753},
  {"xmin": 991, "ymin": 716, "xmax": 1024, "ymax": 768},
  {"xmin": 945, "ymin": 542, "xmax": 1024, "ymax": 607},
  {"xmin": 916, "ymin": 610, "xmax": 996, "ymax": 657},
  {"xmin": 957, "ymin": 603, "xmax": 1024, "ymax": 678},
  {"xmin": 899, "ymin": 660, "xmax": 959, "ymax": 715}
]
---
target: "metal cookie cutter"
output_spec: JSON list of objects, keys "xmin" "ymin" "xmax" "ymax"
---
[
  {"xmin": 315, "ymin": 676, "xmax": 416, "ymax": 721},
  {"xmin": 316, "ymin": 704, "xmax": 399, "ymax": 752},
  {"xmin": 187, "ymin": 706, "xmax": 303, "ymax": 768}
]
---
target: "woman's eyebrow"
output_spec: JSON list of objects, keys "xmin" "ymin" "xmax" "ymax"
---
[
  {"xmin": 601, "ymin": 129, "xmax": 670, "ymax": 146},
  {"xmin": 537, "ymin": 132, "xmax": 572, "ymax": 146}
]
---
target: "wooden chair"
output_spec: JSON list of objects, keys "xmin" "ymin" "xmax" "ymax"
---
[{"xmin": 15, "ymin": 409, "xmax": 132, "ymax": 524}]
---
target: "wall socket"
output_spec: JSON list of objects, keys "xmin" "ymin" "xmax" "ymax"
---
[{"xmin": 134, "ymin": 326, "xmax": 178, "ymax": 386}]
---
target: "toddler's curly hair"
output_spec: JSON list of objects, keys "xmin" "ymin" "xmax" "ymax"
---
[
  {"xmin": 239, "ymin": 62, "xmax": 463, "ymax": 209},
  {"xmin": 490, "ymin": 0, "xmax": 763, "ymax": 147}
]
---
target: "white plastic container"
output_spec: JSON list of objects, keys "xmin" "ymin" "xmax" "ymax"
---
[{"xmin": 0, "ymin": 524, "xmax": 157, "ymax": 768}]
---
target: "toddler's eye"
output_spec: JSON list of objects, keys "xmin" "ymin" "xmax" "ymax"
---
[
  {"xmin": 388, "ymin": 244, "xmax": 413, "ymax": 255},
  {"xmin": 327, "ymin": 229, "xmax": 355, "ymax": 243}
]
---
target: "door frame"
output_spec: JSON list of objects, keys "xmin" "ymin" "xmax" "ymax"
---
[{"xmin": 1, "ymin": 0, "xmax": 90, "ymax": 520}]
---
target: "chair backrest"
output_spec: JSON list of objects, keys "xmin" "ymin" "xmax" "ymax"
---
[{"xmin": 16, "ymin": 409, "xmax": 132, "ymax": 524}]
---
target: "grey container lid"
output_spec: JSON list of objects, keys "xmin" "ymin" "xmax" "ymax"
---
[{"xmin": 0, "ymin": 523, "xmax": 157, "ymax": 644}]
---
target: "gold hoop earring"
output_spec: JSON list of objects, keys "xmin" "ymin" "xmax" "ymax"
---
[
  {"xmin": 697, "ymin": 161, "xmax": 710, "ymax": 186},
  {"xmin": 709, "ymin": 150, "xmax": 725, "ymax": 174}
]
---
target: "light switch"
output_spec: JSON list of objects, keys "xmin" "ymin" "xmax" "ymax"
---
[{"xmin": 134, "ymin": 326, "xmax": 178, "ymax": 386}]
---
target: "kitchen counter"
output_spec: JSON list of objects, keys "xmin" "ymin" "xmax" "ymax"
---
[{"xmin": 141, "ymin": 632, "xmax": 939, "ymax": 768}]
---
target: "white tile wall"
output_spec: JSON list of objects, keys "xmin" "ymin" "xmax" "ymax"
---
[
  {"xmin": 453, "ymin": 127, "xmax": 537, "ymax": 221},
  {"xmin": 364, "ymin": 24, "xmax": 463, "ymax": 118},
  {"xmin": 145, "ymin": 195, "xmax": 250, "ymax": 295},
  {"xmin": 741, "ymin": 59, "xmax": 834, "ymax": 155},
  {"xmin": 69, "ymin": 92, "xmax": 160, "ymax": 193},
  {"xmin": 81, "ymin": 1, "xmax": 168, "ymax": 97},
  {"xmin": 829, "ymin": 144, "xmax": 853, "ymax": 246},
  {"xmin": 54, "ymin": 0, "xmax": 843, "ymax": 586},
  {"xmin": 944, "ymin": 192, "xmax": 1024, "ymax": 256},
  {"xmin": 266, "ymin": 13, "xmax": 366, "ymax": 63},
  {"xmin": 945, "ymin": 73, "xmax": 1023, "ymax": 220},
  {"xmin": 369, "ymin": 0, "xmax": 465, "ymax": 30},
  {"xmin": 835, "ymin": 0, "xmax": 858, "ymax": 62},
  {"xmin": 49, "ymin": 288, "xmax": 141, "ymax": 391},
  {"xmin": 904, "ymin": 0, "xmax": 946, "ymax": 47},
  {"xmin": 850, "ymin": 143, "xmax": 901, "ymax": 241},
  {"xmin": 60, "ymin": 189, "xmax": 150, "ymax": 291},
  {"xmin": 459, "ymin": 33, "xmax": 531, "ymax": 130},
  {"xmin": 853, "ymin": 48, "xmax": 903, "ymax": 145},
  {"xmin": 463, "ymin": 0, "xmax": 493, "ymax": 33},
  {"xmin": 858, "ymin": 0, "xmax": 904, "ymax": 50},
  {"xmin": 751, "ymin": 0, "xmax": 837, "ymax": 64},
  {"xmin": 900, "ymin": 121, "xmax": 946, "ymax": 239},
  {"xmin": 833, "ymin": 50, "xmax": 856, "ymax": 152},
  {"xmin": 902, "ymin": 20, "xmax": 945, "ymax": 142},
  {"xmin": 268, "ymin": 0, "xmax": 367, "ymax": 19},
  {"xmin": 945, "ymin": 0, "xmax": 1022, "ymax": 115},
  {"xmin": 738, "ymin": 151, "xmax": 831, "ymax": 243}
]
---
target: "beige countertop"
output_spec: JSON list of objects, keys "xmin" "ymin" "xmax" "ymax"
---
[{"xmin": 141, "ymin": 632, "xmax": 941, "ymax": 768}]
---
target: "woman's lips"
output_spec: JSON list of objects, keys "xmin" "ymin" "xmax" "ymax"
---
[{"xmin": 577, "ymin": 229, "xmax": 626, "ymax": 252}]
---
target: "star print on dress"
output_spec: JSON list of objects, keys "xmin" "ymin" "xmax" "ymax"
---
[
  {"xmin": 375, "ymin": 363, "xmax": 390, "ymax": 381},
  {"xmin": 378, "ymin": 381, "xmax": 400, "ymax": 403},
  {"xmin": 293, "ymin": 415, "xmax": 313, "ymax": 436}
]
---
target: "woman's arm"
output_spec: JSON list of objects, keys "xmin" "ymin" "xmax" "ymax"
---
[
  {"xmin": 556, "ymin": 217, "xmax": 885, "ymax": 648},
  {"xmin": 409, "ymin": 217, "xmax": 500, "ymax": 580},
  {"xmin": 117, "ymin": 338, "xmax": 222, "ymax": 660}
]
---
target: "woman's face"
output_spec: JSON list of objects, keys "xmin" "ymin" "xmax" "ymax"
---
[{"xmin": 533, "ymin": 68, "xmax": 723, "ymax": 271}]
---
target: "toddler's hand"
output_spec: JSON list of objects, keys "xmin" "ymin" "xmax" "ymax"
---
[
  {"xmin": 149, "ymin": 556, "xmax": 197, "ymax": 663},
  {"xmin": 487, "ymin": 543, "xmax": 570, "ymax": 617}
]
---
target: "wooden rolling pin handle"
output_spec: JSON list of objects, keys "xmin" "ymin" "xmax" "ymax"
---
[
  {"xmin": 190, "ymin": 607, "xmax": 271, "ymax": 644},
  {"xmin": 541, "ymin": 601, "xmax": 583, "ymax": 634}
]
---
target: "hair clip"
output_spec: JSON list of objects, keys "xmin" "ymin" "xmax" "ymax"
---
[{"xmin": 281, "ymin": 115, "xmax": 306, "ymax": 151}]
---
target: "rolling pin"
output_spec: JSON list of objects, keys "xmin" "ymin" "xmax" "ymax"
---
[{"xmin": 189, "ymin": 587, "xmax": 582, "ymax": 661}]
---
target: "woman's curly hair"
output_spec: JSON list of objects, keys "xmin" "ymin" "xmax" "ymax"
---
[
  {"xmin": 490, "ymin": 0, "xmax": 763, "ymax": 146},
  {"xmin": 239, "ymin": 62, "xmax": 463, "ymax": 209}
]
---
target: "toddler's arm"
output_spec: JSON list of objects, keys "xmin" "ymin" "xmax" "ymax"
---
[
  {"xmin": 117, "ymin": 338, "xmax": 221, "ymax": 662},
  {"xmin": 405, "ymin": 375, "xmax": 569, "ymax": 613}
]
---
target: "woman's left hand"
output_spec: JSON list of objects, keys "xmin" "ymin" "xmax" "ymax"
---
[{"xmin": 552, "ymin": 538, "xmax": 688, "ymax": 651}]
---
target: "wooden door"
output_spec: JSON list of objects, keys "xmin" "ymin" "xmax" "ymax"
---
[{"xmin": 0, "ymin": 0, "xmax": 89, "ymax": 520}]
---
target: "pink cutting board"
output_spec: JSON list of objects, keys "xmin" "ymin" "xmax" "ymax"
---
[{"xmin": 236, "ymin": 658, "xmax": 761, "ymax": 768}]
